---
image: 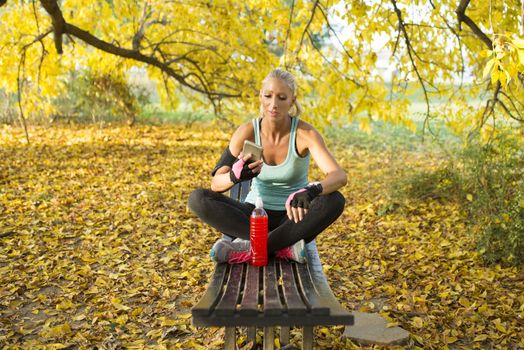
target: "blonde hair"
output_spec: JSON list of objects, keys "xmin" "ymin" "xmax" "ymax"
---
[{"xmin": 260, "ymin": 68, "xmax": 303, "ymax": 117}]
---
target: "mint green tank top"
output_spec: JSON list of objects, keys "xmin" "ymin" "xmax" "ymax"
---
[{"xmin": 245, "ymin": 117, "xmax": 310, "ymax": 210}]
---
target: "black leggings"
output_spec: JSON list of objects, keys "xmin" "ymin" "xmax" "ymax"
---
[{"xmin": 188, "ymin": 188, "xmax": 345, "ymax": 253}]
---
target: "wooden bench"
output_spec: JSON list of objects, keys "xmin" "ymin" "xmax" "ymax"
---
[{"xmin": 192, "ymin": 181, "xmax": 354, "ymax": 349}]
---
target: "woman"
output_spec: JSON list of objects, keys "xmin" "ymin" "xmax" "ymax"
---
[{"xmin": 188, "ymin": 68, "xmax": 347, "ymax": 264}]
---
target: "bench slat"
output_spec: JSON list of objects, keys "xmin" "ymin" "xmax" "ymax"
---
[
  {"xmin": 239, "ymin": 264, "xmax": 260, "ymax": 316},
  {"xmin": 192, "ymin": 263, "xmax": 228, "ymax": 316},
  {"xmin": 279, "ymin": 262, "xmax": 308, "ymax": 315},
  {"xmin": 263, "ymin": 260, "xmax": 283, "ymax": 316},
  {"xmin": 295, "ymin": 263, "xmax": 330, "ymax": 315},
  {"xmin": 215, "ymin": 264, "xmax": 244, "ymax": 316}
]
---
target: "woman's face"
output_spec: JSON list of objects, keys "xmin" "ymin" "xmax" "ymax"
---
[{"xmin": 260, "ymin": 78, "xmax": 295, "ymax": 120}]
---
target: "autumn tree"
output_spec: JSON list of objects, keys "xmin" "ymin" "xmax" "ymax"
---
[{"xmin": 0, "ymin": 0, "xmax": 523, "ymax": 138}]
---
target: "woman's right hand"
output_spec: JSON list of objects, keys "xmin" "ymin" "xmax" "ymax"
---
[{"xmin": 229, "ymin": 152, "xmax": 263, "ymax": 184}]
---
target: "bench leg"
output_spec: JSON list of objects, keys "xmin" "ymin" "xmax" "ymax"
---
[
  {"xmin": 225, "ymin": 327, "xmax": 236, "ymax": 350},
  {"xmin": 302, "ymin": 326, "xmax": 313, "ymax": 350},
  {"xmin": 247, "ymin": 326, "xmax": 256, "ymax": 345},
  {"xmin": 263, "ymin": 327, "xmax": 274, "ymax": 350},
  {"xmin": 280, "ymin": 326, "xmax": 290, "ymax": 345}
]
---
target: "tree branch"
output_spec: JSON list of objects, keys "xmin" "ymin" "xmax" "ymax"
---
[
  {"xmin": 429, "ymin": 0, "xmax": 466, "ymax": 86},
  {"xmin": 39, "ymin": 0, "xmax": 66, "ymax": 53},
  {"xmin": 37, "ymin": 0, "xmax": 240, "ymax": 99},
  {"xmin": 499, "ymin": 90, "xmax": 524, "ymax": 122},
  {"xmin": 455, "ymin": 0, "xmax": 493, "ymax": 49},
  {"xmin": 282, "ymin": 0, "xmax": 295, "ymax": 69},
  {"xmin": 306, "ymin": 30, "xmax": 362, "ymax": 87},
  {"xmin": 480, "ymin": 82, "xmax": 501, "ymax": 129},
  {"xmin": 132, "ymin": 1, "xmax": 151, "ymax": 51},
  {"xmin": 390, "ymin": 0, "xmax": 431, "ymax": 134},
  {"xmin": 296, "ymin": 0, "xmax": 319, "ymax": 57},
  {"xmin": 66, "ymin": 23, "xmax": 212, "ymax": 93},
  {"xmin": 316, "ymin": 2, "xmax": 361, "ymax": 70}
]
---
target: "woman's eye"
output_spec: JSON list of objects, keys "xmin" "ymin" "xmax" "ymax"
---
[
  {"xmin": 279, "ymin": 96, "xmax": 287, "ymax": 100},
  {"xmin": 264, "ymin": 95, "xmax": 271, "ymax": 98}
]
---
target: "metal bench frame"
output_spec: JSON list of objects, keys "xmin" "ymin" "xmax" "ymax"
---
[{"xmin": 192, "ymin": 181, "xmax": 353, "ymax": 349}]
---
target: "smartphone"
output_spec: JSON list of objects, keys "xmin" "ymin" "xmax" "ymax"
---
[{"xmin": 242, "ymin": 140, "xmax": 263, "ymax": 161}]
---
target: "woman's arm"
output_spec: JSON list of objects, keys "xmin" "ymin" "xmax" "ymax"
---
[
  {"xmin": 286, "ymin": 124, "xmax": 346, "ymax": 222},
  {"xmin": 305, "ymin": 127, "xmax": 347, "ymax": 194},
  {"xmin": 210, "ymin": 123, "xmax": 263, "ymax": 192}
]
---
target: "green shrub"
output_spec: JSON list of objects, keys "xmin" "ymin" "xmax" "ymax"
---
[
  {"xmin": 390, "ymin": 164, "xmax": 464, "ymax": 203},
  {"xmin": 0, "ymin": 89, "xmax": 18, "ymax": 124},
  {"xmin": 52, "ymin": 70, "xmax": 150, "ymax": 124},
  {"xmin": 461, "ymin": 132, "xmax": 524, "ymax": 265},
  {"xmin": 389, "ymin": 128, "xmax": 524, "ymax": 266}
]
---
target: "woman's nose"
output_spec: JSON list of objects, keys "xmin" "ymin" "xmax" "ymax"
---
[{"xmin": 269, "ymin": 97, "xmax": 278, "ymax": 109}]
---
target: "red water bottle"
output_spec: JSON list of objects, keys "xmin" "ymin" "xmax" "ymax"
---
[{"xmin": 250, "ymin": 197, "xmax": 268, "ymax": 266}]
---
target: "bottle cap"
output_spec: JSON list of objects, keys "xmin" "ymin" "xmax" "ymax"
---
[{"xmin": 255, "ymin": 197, "xmax": 264, "ymax": 209}]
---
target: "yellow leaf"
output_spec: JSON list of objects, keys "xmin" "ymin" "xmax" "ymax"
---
[
  {"xmin": 491, "ymin": 69, "xmax": 500, "ymax": 84},
  {"xmin": 412, "ymin": 316, "xmax": 424, "ymax": 328},
  {"xmin": 518, "ymin": 49, "xmax": 524, "ymax": 65},
  {"xmin": 483, "ymin": 58, "xmax": 495, "ymax": 79},
  {"xmin": 479, "ymin": 49, "xmax": 492, "ymax": 58},
  {"xmin": 72, "ymin": 314, "xmax": 86, "ymax": 321},
  {"xmin": 512, "ymin": 37, "xmax": 524, "ymax": 49},
  {"xmin": 458, "ymin": 297, "xmax": 471, "ymax": 308},
  {"xmin": 56, "ymin": 300, "xmax": 75, "ymax": 311},
  {"xmin": 359, "ymin": 117, "xmax": 372, "ymax": 134},
  {"xmin": 474, "ymin": 334, "xmax": 488, "ymax": 342},
  {"xmin": 115, "ymin": 314, "xmax": 128, "ymax": 325},
  {"xmin": 446, "ymin": 336, "xmax": 458, "ymax": 344},
  {"xmin": 161, "ymin": 318, "xmax": 182, "ymax": 327},
  {"xmin": 40, "ymin": 323, "xmax": 72, "ymax": 338},
  {"xmin": 131, "ymin": 307, "xmax": 143, "ymax": 317},
  {"xmin": 499, "ymin": 69, "xmax": 507, "ymax": 86},
  {"xmin": 466, "ymin": 194, "xmax": 473, "ymax": 202},
  {"xmin": 478, "ymin": 304, "xmax": 489, "ymax": 313},
  {"xmin": 494, "ymin": 319, "xmax": 507, "ymax": 333},
  {"xmin": 180, "ymin": 341, "xmax": 206, "ymax": 350},
  {"xmin": 111, "ymin": 297, "xmax": 131, "ymax": 311}
]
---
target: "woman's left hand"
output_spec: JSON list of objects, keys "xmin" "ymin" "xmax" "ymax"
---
[{"xmin": 285, "ymin": 183, "xmax": 323, "ymax": 222}]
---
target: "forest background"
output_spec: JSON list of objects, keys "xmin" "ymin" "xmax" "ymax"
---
[{"xmin": 0, "ymin": 0, "xmax": 523, "ymax": 349}]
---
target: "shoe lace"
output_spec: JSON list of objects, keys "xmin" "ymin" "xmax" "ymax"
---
[
  {"xmin": 275, "ymin": 247, "xmax": 292, "ymax": 261},
  {"xmin": 228, "ymin": 251, "xmax": 251, "ymax": 264}
]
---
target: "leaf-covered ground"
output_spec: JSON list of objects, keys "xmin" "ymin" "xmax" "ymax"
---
[{"xmin": 0, "ymin": 124, "xmax": 522, "ymax": 349}]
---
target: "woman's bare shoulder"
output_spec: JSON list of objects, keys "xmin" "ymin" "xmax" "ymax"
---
[
  {"xmin": 296, "ymin": 119, "xmax": 322, "ymax": 140},
  {"xmin": 229, "ymin": 121, "xmax": 255, "ymax": 155}
]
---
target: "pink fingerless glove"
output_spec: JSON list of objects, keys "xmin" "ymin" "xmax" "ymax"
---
[
  {"xmin": 229, "ymin": 157, "xmax": 258, "ymax": 184},
  {"xmin": 285, "ymin": 183, "xmax": 323, "ymax": 209}
]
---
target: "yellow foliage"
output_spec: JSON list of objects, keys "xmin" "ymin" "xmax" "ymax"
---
[
  {"xmin": 1, "ymin": 0, "xmax": 520, "ymax": 132},
  {"xmin": 0, "ymin": 123, "xmax": 522, "ymax": 348}
]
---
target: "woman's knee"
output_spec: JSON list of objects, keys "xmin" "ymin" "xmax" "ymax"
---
[
  {"xmin": 188, "ymin": 188, "xmax": 212, "ymax": 214},
  {"xmin": 329, "ymin": 191, "xmax": 345, "ymax": 212},
  {"xmin": 312, "ymin": 191, "xmax": 345, "ymax": 216}
]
